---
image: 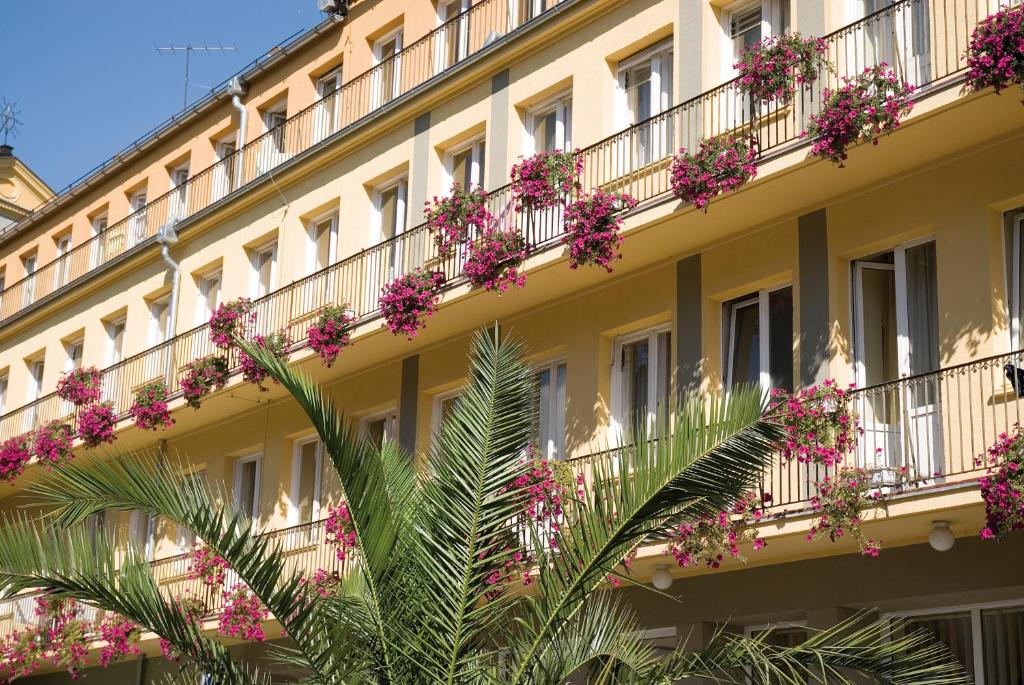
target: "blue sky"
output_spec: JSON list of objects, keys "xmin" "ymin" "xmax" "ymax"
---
[{"xmin": 1, "ymin": 1, "xmax": 323, "ymax": 192}]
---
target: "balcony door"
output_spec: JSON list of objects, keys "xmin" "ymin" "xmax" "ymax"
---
[
  {"xmin": 853, "ymin": 240, "xmax": 941, "ymax": 480},
  {"xmin": 850, "ymin": 0, "xmax": 931, "ymax": 86}
]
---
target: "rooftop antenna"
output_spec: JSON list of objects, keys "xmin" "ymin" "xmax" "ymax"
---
[
  {"xmin": 0, "ymin": 99, "xmax": 22, "ymax": 147},
  {"xmin": 156, "ymin": 42, "xmax": 239, "ymax": 110}
]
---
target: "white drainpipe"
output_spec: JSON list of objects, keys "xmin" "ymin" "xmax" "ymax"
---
[
  {"xmin": 157, "ymin": 223, "xmax": 180, "ymax": 385},
  {"xmin": 229, "ymin": 77, "xmax": 248, "ymax": 191}
]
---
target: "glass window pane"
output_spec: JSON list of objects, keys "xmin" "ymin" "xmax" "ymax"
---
[
  {"xmin": 729, "ymin": 301, "xmax": 760, "ymax": 388},
  {"xmin": 297, "ymin": 442, "xmax": 320, "ymax": 523},
  {"xmin": 656, "ymin": 332, "xmax": 671, "ymax": 430},
  {"xmin": 380, "ymin": 187, "xmax": 398, "ymax": 240},
  {"xmin": 983, "ymin": 606, "xmax": 1024, "ymax": 683},
  {"xmin": 237, "ymin": 460, "xmax": 258, "ymax": 519},
  {"xmin": 452, "ymin": 148, "xmax": 471, "ymax": 189},
  {"xmin": 623, "ymin": 340, "xmax": 650, "ymax": 439},
  {"xmin": 553, "ymin": 364, "xmax": 566, "ymax": 458},
  {"xmin": 768, "ymin": 287, "xmax": 794, "ymax": 392},
  {"xmin": 536, "ymin": 368, "xmax": 551, "ymax": 454},
  {"xmin": 905, "ymin": 242, "xmax": 939, "ymax": 376},
  {"xmin": 903, "ymin": 612, "xmax": 976, "ymax": 680},
  {"xmin": 858, "ymin": 266, "xmax": 898, "ymax": 385}
]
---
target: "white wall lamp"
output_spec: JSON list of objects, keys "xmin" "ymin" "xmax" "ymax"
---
[
  {"xmin": 651, "ymin": 565, "xmax": 674, "ymax": 591},
  {"xmin": 928, "ymin": 521, "xmax": 955, "ymax": 552}
]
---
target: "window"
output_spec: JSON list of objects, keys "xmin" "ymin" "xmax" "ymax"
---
[
  {"xmin": 617, "ymin": 41, "xmax": 673, "ymax": 165},
  {"xmin": 250, "ymin": 241, "xmax": 277, "ymax": 298},
  {"xmin": 373, "ymin": 28, "xmax": 403, "ymax": 106},
  {"xmin": 90, "ymin": 213, "xmax": 108, "ymax": 268},
  {"xmin": 128, "ymin": 189, "xmax": 148, "ymax": 247},
  {"xmin": 853, "ymin": 240, "xmax": 940, "ymax": 475},
  {"xmin": 1009, "ymin": 213, "xmax": 1024, "ymax": 350},
  {"xmin": 375, "ymin": 177, "xmax": 409, "ymax": 276},
  {"xmin": 21, "ymin": 253, "xmax": 36, "ymax": 306},
  {"xmin": 361, "ymin": 410, "xmax": 398, "ymax": 449},
  {"xmin": 106, "ymin": 316, "xmax": 127, "ymax": 365},
  {"xmin": 65, "ymin": 337, "xmax": 84, "ymax": 372},
  {"xmin": 213, "ymin": 135, "xmax": 237, "ymax": 201},
  {"xmin": 612, "ymin": 327, "xmax": 672, "ymax": 444},
  {"xmin": 26, "ymin": 358, "xmax": 44, "ymax": 403},
  {"xmin": 432, "ymin": 389, "xmax": 462, "ymax": 437},
  {"xmin": 258, "ymin": 101, "xmax": 288, "ymax": 172},
  {"xmin": 308, "ymin": 214, "xmax": 339, "ymax": 273},
  {"xmin": 131, "ymin": 511, "xmax": 157, "ymax": 561},
  {"xmin": 851, "ymin": 0, "xmax": 931, "ymax": 84},
  {"xmin": 314, "ymin": 67, "xmax": 343, "ymax": 141},
  {"xmin": 0, "ymin": 372, "xmax": 7, "ymax": 415},
  {"xmin": 292, "ymin": 438, "xmax": 324, "ymax": 525},
  {"xmin": 888, "ymin": 601, "xmax": 1024, "ymax": 682},
  {"xmin": 446, "ymin": 137, "xmax": 486, "ymax": 190},
  {"xmin": 725, "ymin": 286, "xmax": 793, "ymax": 393},
  {"xmin": 436, "ymin": 0, "xmax": 470, "ymax": 72},
  {"xmin": 512, "ymin": 0, "xmax": 544, "ymax": 27},
  {"xmin": 535, "ymin": 361, "xmax": 567, "ymax": 459},
  {"xmin": 176, "ymin": 470, "xmax": 206, "ymax": 552},
  {"xmin": 149, "ymin": 296, "xmax": 171, "ymax": 346},
  {"xmin": 527, "ymin": 93, "xmax": 572, "ymax": 154},
  {"xmin": 169, "ymin": 162, "xmax": 190, "ymax": 220},
  {"xmin": 196, "ymin": 269, "xmax": 222, "ymax": 325},
  {"xmin": 723, "ymin": 0, "xmax": 788, "ymax": 74},
  {"xmin": 53, "ymin": 233, "xmax": 72, "ymax": 289},
  {"xmin": 233, "ymin": 455, "xmax": 262, "ymax": 521}
]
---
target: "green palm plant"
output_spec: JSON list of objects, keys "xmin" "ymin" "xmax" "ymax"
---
[{"xmin": 0, "ymin": 329, "xmax": 969, "ymax": 684}]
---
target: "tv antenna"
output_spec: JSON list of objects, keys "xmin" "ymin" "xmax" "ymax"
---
[
  {"xmin": 0, "ymin": 99, "xmax": 21, "ymax": 147},
  {"xmin": 156, "ymin": 42, "xmax": 239, "ymax": 110}
]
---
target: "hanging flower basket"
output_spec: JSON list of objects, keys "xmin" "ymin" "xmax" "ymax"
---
[
  {"xmin": 670, "ymin": 135, "xmax": 758, "ymax": 210},
  {"xmin": 379, "ymin": 269, "xmax": 446, "ymax": 339},
  {"xmin": 965, "ymin": 5, "xmax": 1024, "ymax": 102},
  {"xmin": 509, "ymin": 149, "xmax": 583, "ymax": 212},
  {"xmin": 97, "ymin": 615, "xmax": 141, "ymax": 668},
  {"xmin": 32, "ymin": 420, "xmax": 75, "ymax": 468},
  {"xmin": 180, "ymin": 355, "xmax": 231, "ymax": 409},
  {"xmin": 425, "ymin": 184, "xmax": 492, "ymax": 257},
  {"xmin": 218, "ymin": 584, "xmax": 267, "ymax": 642},
  {"xmin": 129, "ymin": 380, "xmax": 174, "ymax": 431},
  {"xmin": 735, "ymin": 33, "xmax": 831, "ymax": 105},
  {"xmin": 805, "ymin": 64, "xmax": 915, "ymax": 166},
  {"xmin": 0, "ymin": 435, "xmax": 31, "ymax": 483},
  {"xmin": 808, "ymin": 467, "xmax": 882, "ymax": 557},
  {"xmin": 307, "ymin": 304, "xmax": 356, "ymax": 368},
  {"xmin": 562, "ymin": 190, "xmax": 638, "ymax": 272},
  {"xmin": 667, "ymin": 491, "xmax": 768, "ymax": 568},
  {"xmin": 325, "ymin": 503, "xmax": 358, "ymax": 561},
  {"xmin": 463, "ymin": 229, "xmax": 528, "ymax": 293},
  {"xmin": 55, "ymin": 366, "xmax": 103, "ymax": 406},
  {"xmin": 77, "ymin": 401, "xmax": 118, "ymax": 448},
  {"xmin": 239, "ymin": 330, "xmax": 291, "ymax": 391},
  {"xmin": 770, "ymin": 379, "xmax": 859, "ymax": 468},
  {"xmin": 977, "ymin": 425, "xmax": 1024, "ymax": 540},
  {"xmin": 209, "ymin": 298, "xmax": 256, "ymax": 349},
  {"xmin": 187, "ymin": 543, "xmax": 230, "ymax": 588}
]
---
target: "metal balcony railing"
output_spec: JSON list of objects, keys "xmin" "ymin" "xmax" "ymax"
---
[
  {"xmin": 0, "ymin": 516, "xmax": 348, "ymax": 637},
  {"xmin": 0, "ymin": 0, "xmax": 568, "ymax": 324},
  {"xmin": 0, "ymin": 0, "xmax": 1009, "ymax": 440}
]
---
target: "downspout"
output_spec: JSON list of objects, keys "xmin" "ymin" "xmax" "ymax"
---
[
  {"xmin": 229, "ymin": 77, "xmax": 248, "ymax": 191},
  {"xmin": 157, "ymin": 223, "xmax": 180, "ymax": 385}
]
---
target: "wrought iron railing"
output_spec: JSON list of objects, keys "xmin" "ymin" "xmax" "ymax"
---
[
  {"xmin": 0, "ymin": 0, "xmax": 1008, "ymax": 439},
  {"xmin": 0, "ymin": 0, "xmax": 567, "ymax": 323}
]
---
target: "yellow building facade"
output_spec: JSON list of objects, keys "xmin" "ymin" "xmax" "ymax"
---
[{"xmin": 2, "ymin": 0, "xmax": 1024, "ymax": 681}]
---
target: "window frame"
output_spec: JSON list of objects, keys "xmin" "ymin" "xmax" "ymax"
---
[
  {"xmin": 373, "ymin": 175, "xmax": 409, "ymax": 244},
  {"xmin": 721, "ymin": 0, "xmax": 789, "ymax": 80},
  {"xmin": 445, "ymin": 135, "xmax": 487, "ymax": 191},
  {"xmin": 724, "ymin": 284, "xmax": 793, "ymax": 394},
  {"xmin": 533, "ymin": 358, "xmax": 567, "ymax": 459},
  {"xmin": 307, "ymin": 211, "xmax": 339, "ymax": 273},
  {"xmin": 290, "ymin": 435, "xmax": 325, "ymax": 526},
  {"xmin": 250, "ymin": 239, "xmax": 278, "ymax": 298},
  {"xmin": 360, "ymin": 408, "xmax": 399, "ymax": 448},
  {"xmin": 195, "ymin": 268, "xmax": 223, "ymax": 326},
  {"xmin": 616, "ymin": 39, "xmax": 674, "ymax": 129},
  {"xmin": 233, "ymin": 453, "xmax": 263, "ymax": 522},
  {"xmin": 0, "ymin": 371, "xmax": 8, "ymax": 415},
  {"xmin": 64, "ymin": 336, "xmax": 85, "ymax": 372},
  {"xmin": 1010, "ymin": 214, "xmax": 1024, "ymax": 350},
  {"xmin": 148, "ymin": 294, "xmax": 171, "ymax": 346},
  {"xmin": 372, "ymin": 27, "xmax": 405, "ymax": 106},
  {"xmin": 525, "ymin": 91, "xmax": 573, "ymax": 155},
  {"xmin": 432, "ymin": 387, "xmax": 463, "ymax": 439},
  {"xmin": 105, "ymin": 315, "xmax": 127, "ymax": 366},
  {"xmin": 609, "ymin": 323, "xmax": 673, "ymax": 446}
]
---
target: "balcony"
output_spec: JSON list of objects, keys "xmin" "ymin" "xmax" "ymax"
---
[
  {"xmin": 0, "ymin": 0, "xmax": 1010, "ymax": 440},
  {"xmin": 0, "ymin": 0, "xmax": 572, "ymax": 326}
]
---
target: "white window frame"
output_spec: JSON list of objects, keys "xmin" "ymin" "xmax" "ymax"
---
[
  {"xmin": 510, "ymin": 0, "xmax": 544, "ymax": 28},
  {"xmin": 233, "ymin": 454, "xmax": 263, "ymax": 522},
  {"xmin": 721, "ymin": 0, "xmax": 788, "ymax": 80},
  {"xmin": 725, "ymin": 285, "xmax": 792, "ymax": 394},
  {"xmin": 0, "ymin": 372, "xmax": 8, "ymax": 415},
  {"xmin": 615, "ymin": 39, "xmax": 674, "ymax": 129},
  {"xmin": 307, "ymin": 211, "xmax": 339, "ymax": 274},
  {"xmin": 373, "ymin": 176, "xmax": 410, "ymax": 279},
  {"xmin": 289, "ymin": 436, "xmax": 325, "ymax": 526},
  {"xmin": 525, "ymin": 91, "xmax": 573, "ymax": 155},
  {"xmin": 148, "ymin": 295, "xmax": 171, "ymax": 346},
  {"xmin": 21, "ymin": 253, "xmax": 37, "ymax": 306},
  {"xmin": 105, "ymin": 315, "xmax": 127, "ymax": 366},
  {"xmin": 89, "ymin": 213, "xmax": 108, "ymax": 268},
  {"xmin": 65, "ymin": 337, "xmax": 85, "ymax": 372},
  {"xmin": 249, "ymin": 240, "xmax": 278, "ymax": 298},
  {"xmin": 444, "ymin": 136, "xmax": 486, "ymax": 190},
  {"xmin": 26, "ymin": 358, "xmax": 44, "ymax": 403},
  {"xmin": 128, "ymin": 189, "xmax": 148, "ymax": 247},
  {"xmin": 131, "ymin": 510, "xmax": 157, "ymax": 561},
  {"xmin": 195, "ymin": 268, "xmax": 223, "ymax": 326},
  {"xmin": 883, "ymin": 598, "xmax": 1024, "ymax": 684},
  {"xmin": 53, "ymin": 233, "xmax": 72, "ymax": 290},
  {"xmin": 360, "ymin": 408, "xmax": 399, "ymax": 446},
  {"xmin": 213, "ymin": 135, "xmax": 237, "ymax": 200},
  {"xmin": 435, "ymin": 0, "xmax": 471, "ymax": 73},
  {"xmin": 432, "ymin": 388, "xmax": 463, "ymax": 439},
  {"xmin": 609, "ymin": 324, "xmax": 672, "ymax": 446},
  {"xmin": 314, "ymin": 67, "xmax": 344, "ymax": 141},
  {"xmin": 534, "ymin": 359, "xmax": 567, "ymax": 459},
  {"xmin": 169, "ymin": 162, "xmax": 190, "ymax": 220},
  {"xmin": 1010, "ymin": 215, "xmax": 1024, "ymax": 350},
  {"xmin": 372, "ymin": 27, "xmax": 404, "ymax": 107}
]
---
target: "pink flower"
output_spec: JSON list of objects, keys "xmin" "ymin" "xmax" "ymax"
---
[
  {"xmin": 379, "ymin": 269, "xmax": 446, "ymax": 339},
  {"xmin": 307, "ymin": 304, "xmax": 356, "ymax": 367},
  {"xmin": 128, "ymin": 381, "xmax": 174, "ymax": 431},
  {"xmin": 55, "ymin": 367, "xmax": 103, "ymax": 406},
  {"xmin": 77, "ymin": 402, "xmax": 117, "ymax": 448},
  {"xmin": 180, "ymin": 354, "xmax": 230, "ymax": 409},
  {"xmin": 670, "ymin": 136, "xmax": 758, "ymax": 210}
]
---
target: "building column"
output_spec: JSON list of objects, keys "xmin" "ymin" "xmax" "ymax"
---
[
  {"xmin": 675, "ymin": 1, "xmax": 707, "ymax": 101},
  {"xmin": 798, "ymin": 209, "xmax": 830, "ymax": 388},
  {"xmin": 795, "ymin": 0, "xmax": 828, "ymax": 38},
  {"xmin": 487, "ymin": 70, "xmax": 510, "ymax": 187},
  {"xmin": 399, "ymin": 355, "xmax": 419, "ymax": 454},
  {"xmin": 676, "ymin": 254, "xmax": 703, "ymax": 392},
  {"xmin": 408, "ymin": 113, "xmax": 432, "ymax": 226}
]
